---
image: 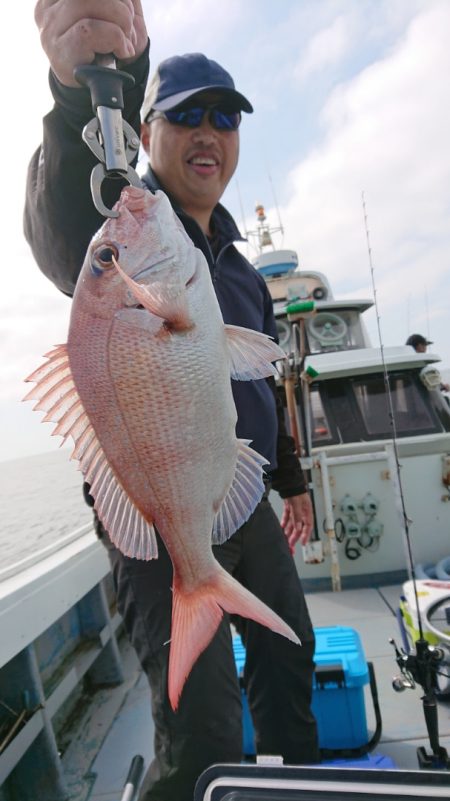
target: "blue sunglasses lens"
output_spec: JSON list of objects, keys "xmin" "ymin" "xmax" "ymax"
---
[
  {"xmin": 164, "ymin": 107, "xmax": 241, "ymax": 130},
  {"xmin": 212, "ymin": 110, "xmax": 241, "ymax": 130}
]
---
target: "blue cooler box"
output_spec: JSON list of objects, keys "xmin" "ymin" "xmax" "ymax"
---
[
  {"xmin": 312, "ymin": 625, "xmax": 369, "ymax": 750},
  {"xmin": 233, "ymin": 625, "xmax": 370, "ymax": 755},
  {"xmin": 233, "ymin": 634, "xmax": 256, "ymax": 756}
]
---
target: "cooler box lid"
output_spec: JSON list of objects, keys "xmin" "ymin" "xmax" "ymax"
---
[{"xmin": 313, "ymin": 626, "xmax": 369, "ymax": 689}]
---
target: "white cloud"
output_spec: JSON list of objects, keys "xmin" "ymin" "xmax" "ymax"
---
[
  {"xmin": 144, "ymin": 0, "xmax": 244, "ymax": 63},
  {"xmin": 274, "ymin": 1, "xmax": 450, "ymax": 362},
  {"xmin": 293, "ymin": 14, "xmax": 351, "ymax": 83}
]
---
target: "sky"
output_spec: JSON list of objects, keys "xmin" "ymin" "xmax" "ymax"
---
[{"xmin": 2, "ymin": 0, "xmax": 449, "ymax": 462}]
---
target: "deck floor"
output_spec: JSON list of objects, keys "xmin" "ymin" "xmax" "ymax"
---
[{"xmin": 73, "ymin": 584, "xmax": 450, "ymax": 800}]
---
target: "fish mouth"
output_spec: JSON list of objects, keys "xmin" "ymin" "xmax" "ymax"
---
[
  {"xmin": 129, "ymin": 257, "xmax": 197, "ymax": 293},
  {"xmin": 131, "ymin": 256, "xmax": 174, "ymax": 282}
]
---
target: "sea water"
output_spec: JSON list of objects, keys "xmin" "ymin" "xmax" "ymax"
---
[{"xmin": 0, "ymin": 449, "xmax": 92, "ymax": 571}]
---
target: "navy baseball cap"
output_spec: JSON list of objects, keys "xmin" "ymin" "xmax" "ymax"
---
[
  {"xmin": 406, "ymin": 334, "xmax": 433, "ymax": 348},
  {"xmin": 142, "ymin": 53, "xmax": 253, "ymax": 121}
]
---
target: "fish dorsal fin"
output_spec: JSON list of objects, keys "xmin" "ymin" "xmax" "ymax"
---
[
  {"xmin": 24, "ymin": 345, "xmax": 158, "ymax": 561},
  {"xmin": 212, "ymin": 439, "xmax": 267, "ymax": 545},
  {"xmin": 224, "ymin": 325, "xmax": 285, "ymax": 380}
]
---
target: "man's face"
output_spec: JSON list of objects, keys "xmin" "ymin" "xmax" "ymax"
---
[
  {"xmin": 416, "ymin": 343, "xmax": 427, "ymax": 353},
  {"xmin": 140, "ymin": 92, "xmax": 240, "ymax": 229}
]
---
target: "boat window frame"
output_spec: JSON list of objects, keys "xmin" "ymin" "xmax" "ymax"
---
[
  {"xmin": 309, "ymin": 370, "xmax": 444, "ymax": 446},
  {"xmin": 351, "ymin": 370, "xmax": 443, "ymax": 440},
  {"xmin": 308, "ymin": 385, "xmax": 340, "ymax": 446}
]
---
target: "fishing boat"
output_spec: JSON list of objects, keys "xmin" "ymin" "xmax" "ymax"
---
[
  {"xmin": 2, "ymin": 207, "xmax": 450, "ymax": 800},
  {"xmin": 249, "ymin": 204, "xmax": 450, "ymax": 593}
]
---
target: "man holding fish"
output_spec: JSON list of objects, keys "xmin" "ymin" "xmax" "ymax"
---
[{"xmin": 25, "ymin": 1, "xmax": 320, "ymax": 798}]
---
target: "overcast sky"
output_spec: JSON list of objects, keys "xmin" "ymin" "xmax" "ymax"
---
[{"xmin": 2, "ymin": 0, "xmax": 449, "ymax": 461}]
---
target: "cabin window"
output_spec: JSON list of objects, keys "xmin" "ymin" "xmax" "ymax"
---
[
  {"xmin": 307, "ymin": 372, "xmax": 443, "ymax": 447},
  {"xmin": 310, "ymin": 389, "xmax": 333, "ymax": 442},
  {"xmin": 353, "ymin": 374, "xmax": 437, "ymax": 437}
]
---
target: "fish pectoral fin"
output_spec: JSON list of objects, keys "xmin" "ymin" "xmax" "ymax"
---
[
  {"xmin": 212, "ymin": 440, "xmax": 267, "ymax": 544},
  {"xmin": 224, "ymin": 325, "xmax": 286, "ymax": 380},
  {"xmin": 132, "ymin": 280, "xmax": 191, "ymax": 327},
  {"xmin": 114, "ymin": 255, "xmax": 192, "ymax": 329},
  {"xmin": 23, "ymin": 345, "xmax": 158, "ymax": 562},
  {"xmin": 169, "ymin": 566, "xmax": 300, "ymax": 711}
]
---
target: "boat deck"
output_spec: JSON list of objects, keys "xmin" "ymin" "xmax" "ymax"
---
[{"xmin": 62, "ymin": 583, "xmax": 450, "ymax": 800}]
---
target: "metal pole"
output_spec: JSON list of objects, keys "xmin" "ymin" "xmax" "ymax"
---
[
  {"xmin": 318, "ymin": 451, "xmax": 341, "ymax": 592},
  {"xmin": 120, "ymin": 755, "xmax": 144, "ymax": 801}
]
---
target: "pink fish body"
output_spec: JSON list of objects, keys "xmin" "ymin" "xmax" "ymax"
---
[{"xmin": 25, "ymin": 187, "xmax": 300, "ymax": 709}]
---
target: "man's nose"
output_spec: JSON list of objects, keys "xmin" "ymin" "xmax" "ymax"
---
[{"xmin": 191, "ymin": 113, "xmax": 217, "ymax": 141}]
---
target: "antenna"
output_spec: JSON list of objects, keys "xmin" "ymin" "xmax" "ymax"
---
[
  {"xmin": 424, "ymin": 285, "xmax": 430, "ymax": 341},
  {"xmin": 235, "ymin": 176, "xmax": 248, "ymax": 238},
  {"xmin": 406, "ymin": 293, "xmax": 411, "ymax": 339},
  {"xmin": 267, "ymin": 170, "xmax": 284, "ymax": 242}
]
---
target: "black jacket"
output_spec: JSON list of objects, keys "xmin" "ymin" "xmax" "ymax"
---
[{"xmin": 23, "ymin": 43, "xmax": 305, "ymax": 497}]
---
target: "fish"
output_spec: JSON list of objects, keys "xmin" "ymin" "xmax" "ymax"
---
[{"xmin": 24, "ymin": 186, "xmax": 300, "ymax": 710}]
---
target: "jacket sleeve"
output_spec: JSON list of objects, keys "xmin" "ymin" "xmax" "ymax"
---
[
  {"xmin": 23, "ymin": 42, "xmax": 150, "ymax": 297},
  {"xmin": 260, "ymin": 280, "xmax": 307, "ymax": 497}
]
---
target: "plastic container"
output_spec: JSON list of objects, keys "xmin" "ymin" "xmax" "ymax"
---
[
  {"xmin": 233, "ymin": 635, "xmax": 257, "ymax": 756},
  {"xmin": 233, "ymin": 625, "xmax": 370, "ymax": 755},
  {"xmin": 312, "ymin": 626, "xmax": 369, "ymax": 750},
  {"xmin": 321, "ymin": 752, "xmax": 396, "ymax": 769}
]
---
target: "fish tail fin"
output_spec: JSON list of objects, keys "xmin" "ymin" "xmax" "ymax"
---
[{"xmin": 168, "ymin": 567, "xmax": 300, "ymax": 711}]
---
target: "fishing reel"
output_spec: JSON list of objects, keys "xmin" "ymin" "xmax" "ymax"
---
[
  {"xmin": 391, "ymin": 637, "xmax": 445, "ymax": 692},
  {"xmin": 390, "ymin": 636, "xmax": 450, "ymax": 769}
]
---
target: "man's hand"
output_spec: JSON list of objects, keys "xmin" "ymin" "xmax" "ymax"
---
[
  {"xmin": 280, "ymin": 493, "xmax": 314, "ymax": 554},
  {"xmin": 35, "ymin": 0, "xmax": 148, "ymax": 87}
]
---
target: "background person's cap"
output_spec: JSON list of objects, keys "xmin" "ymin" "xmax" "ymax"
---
[
  {"xmin": 406, "ymin": 334, "xmax": 433, "ymax": 348},
  {"xmin": 142, "ymin": 53, "xmax": 253, "ymax": 121}
]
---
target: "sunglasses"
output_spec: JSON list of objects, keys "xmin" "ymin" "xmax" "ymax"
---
[{"xmin": 148, "ymin": 105, "xmax": 241, "ymax": 131}]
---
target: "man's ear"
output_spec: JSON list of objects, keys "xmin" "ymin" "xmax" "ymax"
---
[{"xmin": 141, "ymin": 122, "xmax": 151, "ymax": 156}]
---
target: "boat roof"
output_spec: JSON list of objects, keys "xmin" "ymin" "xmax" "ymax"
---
[{"xmin": 305, "ymin": 346, "xmax": 441, "ymax": 381}]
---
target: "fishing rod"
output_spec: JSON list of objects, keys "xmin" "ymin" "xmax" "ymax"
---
[{"xmin": 361, "ymin": 192, "xmax": 450, "ymax": 771}]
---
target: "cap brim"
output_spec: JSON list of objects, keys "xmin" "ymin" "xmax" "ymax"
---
[{"xmin": 153, "ymin": 85, "xmax": 253, "ymax": 113}]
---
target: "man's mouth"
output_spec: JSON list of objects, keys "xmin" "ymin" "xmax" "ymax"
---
[{"xmin": 187, "ymin": 155, "xmax": 219, "ymax": 173}]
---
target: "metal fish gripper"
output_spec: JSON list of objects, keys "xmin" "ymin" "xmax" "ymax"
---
[{"xmin": 74, "ymin": 54, "xmax": 142, "ymax": 218}]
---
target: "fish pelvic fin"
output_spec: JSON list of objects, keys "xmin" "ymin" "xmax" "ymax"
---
[
  {"xmin": 169, "ymin": 566, "xmax": 301, "ymax": 711},
  {"xmin": 23, "ymin": 345, "xmax": 158, "ymax": 561},
  {"xmin": 224, "ymin": 325, "xmax": 286, "ymax": 381},
  {"xmin": 212, "ymin": 439, "xmax": 267, "ymax": 545}
]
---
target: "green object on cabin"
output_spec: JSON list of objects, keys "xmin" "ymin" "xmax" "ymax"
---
[{"xmin": 286, "ymin": 300, "xmax": 315, "ymax": 315}]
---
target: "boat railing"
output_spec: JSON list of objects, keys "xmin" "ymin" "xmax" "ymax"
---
[{"xmin": 0, "ymin": 521, "xmax": 124, "ymax": 800}]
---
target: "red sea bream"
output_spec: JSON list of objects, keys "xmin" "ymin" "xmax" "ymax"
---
[{"xmin": 24, "ymin": 186, "xmax": 300, "ymax": 709}]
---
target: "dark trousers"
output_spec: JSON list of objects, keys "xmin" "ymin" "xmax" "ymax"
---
[{"xmin": 101, "ymin": 497, "xmax": 319, "ymax": 801}]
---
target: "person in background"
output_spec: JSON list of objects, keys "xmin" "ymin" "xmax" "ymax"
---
[
  {"xmin": 25, "ymin": 2, "xmax": 320, "ymax": 800},
  {"xmin": 406, "ymin": 333, "xmax": 433, "ymax": 354},
  {"xmin": 406, "ymin": 334, "xmax": 450, "ymax": 391}
]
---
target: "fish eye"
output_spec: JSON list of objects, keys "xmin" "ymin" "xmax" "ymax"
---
[{"xmin": 91, "ymin": 243, "xmax": 119, "ymax": 275}]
